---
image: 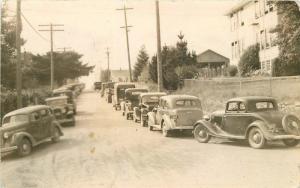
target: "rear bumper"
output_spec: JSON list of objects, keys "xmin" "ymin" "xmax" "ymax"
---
[{"xmin": 1, "ymin": 146, "xmax": 18, "ymax": 154}]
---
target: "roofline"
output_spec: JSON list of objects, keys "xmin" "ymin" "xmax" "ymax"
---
[
  {"xmin": 224, "ymin": 0, "xmax": 252, "ymax": 16},
  {"xmin": 197, "ymin": 49, "xmax": 230, "ymax": 62}
]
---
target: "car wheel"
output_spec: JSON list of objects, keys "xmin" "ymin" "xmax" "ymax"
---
[
  {"xmin": 126, "ymin": 113, "xmax": 129, "ymax": 120},
  {"xmin": 17, "ymin": 138, "xmax": 32, "ymax": 157},
  {"xmin": 51, "ymin": 127, "xmax": 61, "ymax": 143},
  {"xmin": 162, "ymin": 122, "xmax": 170, "ymax": 137},
  {"xmin": 194, "ymin": 124, "xmax": 211, "ymax": 143},
  {"xmin": 122, "ymin": 111, "xmax": 125, "ymax": 116},
  {"xmin": 282, "ymin": 139, "xmax": 299, "ymax": 147},
  {"xmin": 248, "ymin": 127, "xmax": 266, "ymax": 149}
]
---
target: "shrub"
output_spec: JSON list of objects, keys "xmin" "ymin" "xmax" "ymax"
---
[{"xmin": 227, "ymin": 65, "xmax": 238, "ymax": 77}]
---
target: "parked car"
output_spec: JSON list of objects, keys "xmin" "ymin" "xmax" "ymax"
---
[
  {"xmin": 121, "ymin": 88, "xmax": 148, "ymax": 120},
  {"xmin": 52, "ymin": 89, "xmax": 77, "ymax": 114},
  {"xmin": 101, "ymin": 82, "xmax": 115, "ymax": 103},
  {"xmin": 45, "ymin": 96, "xmax": 75, "ymax": 126},
  {"xmin": 0, "ymin": 105, "xmax": 63, "ymax": 157},
  {"xmin": 147, "ymin": 95, "xmax": 203, "ymax": 137},
  {"xmin": 94, "ymin": 81, "xmax": 102, "ymax": 91},
  {"xmin": 193, "ymin": 96, "xmax": 300, "ymax": 149},
  {"xmin": 133, "ymin": 92, "xmax": 166, "ymax": 126},
  {"xmin": 113, "ymin": 83, "xmax": 135, "ymax": 110}
]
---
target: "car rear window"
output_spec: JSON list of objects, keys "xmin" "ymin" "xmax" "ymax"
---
[
  {"xmin": 175, "ymin": 99, "xmax": 201, "ymax": 108},
  {"xmin": 255, "ymin": 101, "xmax": 275, "ymax": 111}
]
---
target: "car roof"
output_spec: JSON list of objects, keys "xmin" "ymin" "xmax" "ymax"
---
[
  {"xmin": 140, "ymin": 92, "xmax": 167, "ymax": 97},
  {"xmin": 53, "ymin": 88, "xmax": 72, "ymax": 93},
  {"xmin": 125, "ymin": 88, "xmax": 148, "ymax": 93},
  {"xmin": 114, "ymin": 82, "xmax": 135, "ymax": 87},
  {"xmin": 45, "ymin": 96, "xmax": 68, "ymax": 101},
  {"xmin": 227, "ymin": 96, "xmax": 276, "ymax": 103},
  {"xmin": 161, "ymin": 95, "xmax": 199, "ymax": 100},
  {"xmin": 4, "ymin": 105, "xmax": 49, "ymax": 118}
]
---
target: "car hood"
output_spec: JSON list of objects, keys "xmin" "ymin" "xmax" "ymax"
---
[{"xmin": 255, "ymin": 111, "xmax": 285, "ymax": 127}]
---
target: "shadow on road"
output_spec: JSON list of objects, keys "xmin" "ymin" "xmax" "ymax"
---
[{"xmin": 1, "ymin": 138, "xmax": 82, "ymax": 161}]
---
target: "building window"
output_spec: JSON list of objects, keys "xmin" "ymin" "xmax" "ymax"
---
[
  {"xmin": 255, "ymin": 1, "xmax": 260, "ymax": 18},
  {"xmin": 265, "ymin": 30, "xmax": 270, "ymax": 48},
  {"xmin": 270, "ymin": 32, "xmax": 277, "ymax": 47},
  {"xmin": 266, "ymin": 60, "xmax": 271, "ymax": 71},
  {"xmin": 260, "ymin": 30, "xmax": 265, "ymax": 50},
  {"xmin": 231, "ymin": 42, "xmax": 234, "ymax": 59},
  {"xmin": 261, "ymin": 61, "xmax": 266, "ymax": 71}
]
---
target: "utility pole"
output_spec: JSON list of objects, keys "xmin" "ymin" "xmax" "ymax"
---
[
  {"xmin": 156, "ymin": 0, "xmax": 163, "ymax": 92},
  {"xmin": 106, "ymin": 47, "xmax": 111, "ymax": 81},
  {"xmin": 39, "ymin": 24, "xmax": 64, "ymax": 90},
  {"xmin": 116, "ymin": 5, "xmax": 133, "ymax": 82},
  {"xmin": 16, "ymin": 0, "xmax": 22, "ymax": 108}
]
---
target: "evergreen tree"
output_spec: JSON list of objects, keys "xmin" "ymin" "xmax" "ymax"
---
[{"xmin": 133, "ymin": 46, "xmax": 149, "ymax": 81}]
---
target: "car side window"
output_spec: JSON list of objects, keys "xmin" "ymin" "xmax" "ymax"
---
[
  {"xmin": 227, "ymin": 102, "xmax": 239, "ymax": 112},
  {"xmin": 40, "ymin": 109, "xmax": 48, "ymax": 118},
  {"xmin": 239, "ymin": 102, "xmax": 246, "ymax": 112},
  {"xmin": 31, "ymin": 112, "xmax": 40, "ymax": 121}
]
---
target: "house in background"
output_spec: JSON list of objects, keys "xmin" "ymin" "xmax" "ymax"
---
[
  {"xmin": 196, "ymin": 49, "xmax": 229, "ymax": 78},
  {"xmin": 225, "ymin": 0, "xmax": 279, "ymax": 75}
]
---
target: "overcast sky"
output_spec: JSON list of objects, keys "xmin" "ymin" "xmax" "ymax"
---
[{"xmin": 6, "ymin": 0, "xmax": 237, "ymax": 84}]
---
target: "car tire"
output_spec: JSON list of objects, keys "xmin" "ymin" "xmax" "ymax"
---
[
  {"xmin": 122, "ymin": 111, "xmax": 125, "ymax": 116},
  {"xmin": 51, "ymin": 127, "xmax": 61, "ymax": 143},
  {"xmin": 17, "ymin": 138, "xmax": 32, "ymax": 157},
  {"xmin": 162, "ymin": 122, "xmax": 170, "ymax": 137},
  {"xmin": 126, "ymin": 113, "xmax": 129, "ymax": 120},
  {"xmin": 194, "ymin": 124, "xmax": 211, "ymax": 143},
  {"xmin": 248, "ymin": 127, "xmax": 266, "ymax": 149},
  {"xmin": 149, "ymin": 125, "xmax": 153, "ymax": 131},
  {"xmin": 282, "ymin": 139, "xmax": 299, "ymax": 147}
]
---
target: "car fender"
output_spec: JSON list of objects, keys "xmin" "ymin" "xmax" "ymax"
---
[
  {"xmin": 245, "ymin": 120, "xmax": 269, "ymax": 139},
  {"xmin": 52, "ymin": 121, "xmax": 64, "ymax": 136},
  {"xmin": 12, "ymin": 132, "xmax": 36, "ymax": 146},
  {"xmin": 147, "ymin": 112, "xmax": 156, "ymax": 126},
  {"xmin": 161, "ymin": 114, "xmax": 173, "ymax": 130},
  {"xmin": 193, "ymin": 120, "xmax": 216, "ymax": 135}
]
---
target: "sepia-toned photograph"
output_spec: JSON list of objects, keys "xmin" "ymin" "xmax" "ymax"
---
[{"xmin": 1, "ymin": 0, "xmax": 300, "ymax": 187}]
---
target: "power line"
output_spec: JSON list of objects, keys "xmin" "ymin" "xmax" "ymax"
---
[{"xmin": 21, "ymin": 12, "xmax": 49, "ymax": 42}]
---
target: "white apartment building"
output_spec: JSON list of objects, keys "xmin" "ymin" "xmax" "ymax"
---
[{"xmin": 226, "ymin": 0, "xmax": 279, "ymax": 75}]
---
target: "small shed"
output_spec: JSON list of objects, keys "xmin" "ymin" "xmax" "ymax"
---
[{"xmin": 196, "ymin": 49, "xmax": 230, "ymax": 77}]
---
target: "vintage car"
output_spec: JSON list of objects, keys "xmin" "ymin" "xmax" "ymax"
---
[
  {"xmin": 193, "ymin": 96, "xmax": 300, "ymax": 149},
  {"xmin": 52, "ymin": 89, "xmax": 77, "ymax": 114},
  {"xmin": 94, "ymin": 81, "xmax": 102, "ymax": 91},
  {"xmin": 113, "ymin": 83, "xmax": 135, "ymax": 110},
  {"xmin": 121, "ymin": 88, "xmax": 148, "ymax": 120},
  {"xmin": 0, "ymin": 105, "xmax": 63, "ymax": 157},
  {"xmin": 133, "ymin": 92, "xmax": 167, "ymax": 127},
  {"xmin": 147, "ymin": 95, "xmax": 203, "ymax": 137},
  {"xmin": 101, "ymin": 82, "xmax": 115, "ymax": 104},
  {"xmin": 45, "ymin": 96, "xmax": 75, "ymax": 126}
]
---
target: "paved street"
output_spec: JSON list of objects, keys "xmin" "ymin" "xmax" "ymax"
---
[{"xmin": 1, "ymin": 91, "xmax": 300, "ymax": 188}]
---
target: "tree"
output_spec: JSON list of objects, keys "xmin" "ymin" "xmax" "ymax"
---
[
  {"xmin": 133, "ymin": 46, "xmax": 149, "ymax": 81},
  {"xmin": 100, "ymin": 70, "xmax": 111, "ymax": 82},
  {"xmin": 31, "ymin": 51, "xmax": 94, "ymax": 86},
  {"xmin": 1, "ymin": 6, "xmax": 25, "ymax": 89},
  {"xmin": 148, "ymin": 33, "xmax": 197, "ymax": 90},
  {"xmin": 238, "ymin": 43, "xmax": 260, "ymax": 76},
  {"xmin": 273, "ymin": 1, "xmax": 300, "ymax": 76}
]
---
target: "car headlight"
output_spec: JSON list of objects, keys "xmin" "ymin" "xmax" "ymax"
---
[{"xmin": 3, "ymin": 132, "xmax": 9, "ymax": 139}]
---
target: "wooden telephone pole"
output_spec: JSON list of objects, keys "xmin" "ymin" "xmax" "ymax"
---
[
  {"xmin": 16, "ymin": 0, "xmax": 22, "ymax": 108},
  {"xmin": 156, "ymin": 0, "xmax": 163, "ymax": 91},
  {"xmin": 106, "ymin": 47, "xmax": 111, "ymax": 81},
  {"xmin": 116, "ymin": 5, "xmax": 133, "ymax": 82},
  {"xmin": 39, "ymin": 24, "xmax": 64, "ymax": 90}
]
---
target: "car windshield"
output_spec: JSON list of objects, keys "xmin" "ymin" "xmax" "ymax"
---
[
  {"xmin": 248, "ymin": 101, "xmax": 277, "ymax": 112},
  {"xmin": 2, "ymin": 114, "xmax": 29, "ymax": 127},
  {"xmin": 175, "ymin": 99, "xmax": 201, "ymax": 108}
]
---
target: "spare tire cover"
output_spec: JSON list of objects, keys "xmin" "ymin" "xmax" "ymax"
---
[{"xmin": 282, "ymin": 114, "xmax": 300, "ymax": 136}]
